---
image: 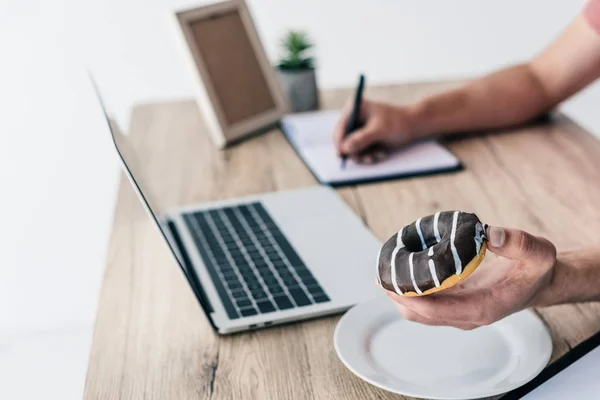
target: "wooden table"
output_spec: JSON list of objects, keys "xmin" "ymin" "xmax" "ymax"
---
[{"xmin": 85, "ymin": 82, "xmax": 600, "ymax": 399}]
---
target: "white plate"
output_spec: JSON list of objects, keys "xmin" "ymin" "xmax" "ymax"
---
[{"xmin": 334, "ymin": 295, "xmax": 552, "ymax": 399}]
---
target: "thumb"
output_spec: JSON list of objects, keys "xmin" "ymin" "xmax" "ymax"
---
[
  {"xmin": 340, "ymin": 125, "xmax": 379, "ymax": 155},
  {"xmin": 486, "ymin": 226, "xmax": 555, "ymax": 263}
]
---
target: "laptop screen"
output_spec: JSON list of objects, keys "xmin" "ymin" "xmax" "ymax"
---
[{"xmin": 90, "ymin": 77, "xmax": 206, "ymax": 309}]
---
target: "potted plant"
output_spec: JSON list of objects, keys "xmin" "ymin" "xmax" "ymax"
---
[{"xmin": 276, "ymin": 30, "xmax": 319, "ymax": 113}]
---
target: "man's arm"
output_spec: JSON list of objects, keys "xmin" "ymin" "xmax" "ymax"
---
[
  {"xmin": 406, "ymin": 14, "xmax": 600, "ymax": 139},
  {"xmin": 335, "ymin": 10, "xmax": 600, "ymax": 160}
]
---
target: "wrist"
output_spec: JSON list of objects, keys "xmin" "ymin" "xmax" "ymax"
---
[
  {"xmin": 528, "ymin": 256, "xmax": 564, "ymax": 308},
  {"xmin": 529, "ymin": 249, "xmax": 598, "ymax": 308},
  {"xmin": 399, "ymin": 101, "xmax": 431, "ymax": 141}
]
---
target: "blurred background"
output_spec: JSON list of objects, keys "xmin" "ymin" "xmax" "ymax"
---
[{"xmin": 1, "ymin": 0, "xmax": 596, "ymax": 398}]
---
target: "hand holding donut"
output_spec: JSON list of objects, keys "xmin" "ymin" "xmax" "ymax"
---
[{"xmin": 377, "ymin": 212, "xmax": 557, "ymax": 330}]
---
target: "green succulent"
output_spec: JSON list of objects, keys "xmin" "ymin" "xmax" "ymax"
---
[{"xmin": 277, "ymin": 30, "xmax": 315, "ymax": 71}]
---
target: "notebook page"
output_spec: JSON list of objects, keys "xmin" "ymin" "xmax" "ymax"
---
[
  {"xmin": 520, "ymin": 346, "xmax": 600, "ymax": 399},
  {"xmin": 281, "ymin": 111, "xmax": 460, "ymax": 185},
  {"xmin": 282, "ymin": 110, "xmax": 341, "ymax": 148},
  {"xmin": 302, "ymin": 141, "xmax": 460, "ymax": 183}
]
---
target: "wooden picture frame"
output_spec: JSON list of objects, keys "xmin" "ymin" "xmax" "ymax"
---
[{"xmin": 172, "ymin": 0, "xmax": 288, "ymax": 148}]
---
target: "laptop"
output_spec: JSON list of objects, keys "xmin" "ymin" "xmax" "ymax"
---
[{"xmin": 94, "ymin": 85, "xmax": 381, "ymax": 334}]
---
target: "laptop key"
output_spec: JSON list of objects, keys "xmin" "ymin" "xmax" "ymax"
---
[
  {"xmin": 227, "ymin": 281, "xmax": 242, "ymax": 290},
  {"xmin": 224, "ymin": 273, "xmax": 238, "ymax": 280},
  {"xmin": 214, "ymin": 256, "xmax": 229, "ymax": 265},
  {"xmin": 251, "ymin": 290, "xmax": 268, "ymax": 300},
  {"xmin": 263, "ymin": 277, "xmax": 279, "ymax": 286},
  {"xmin": 313, "ymin": 294, "xmax": 330, "ymax": 303},
  {"xmin": 245, "ymin": 273, "xmax": 259, "ymax": 281},
  {"xmin": 274, "ymin": 265, "xmax": 288, "ymax": 273},
  {"xmin": 288, "ymin": 288, "xmax": 311, "ymax": 307},
  {"xmin": 256, "ymin": 300, "xmax": 276, "ymax": 313},
  {"xmin": 243, "ymin": 277, "xmax": 259, "ymax": 286},
  {"xmin": 235, "ymin": 299, "xmax": 252, "ymax": 308},
  {"xmin": 247, "ymin": 282, "xmax": 262, "ymax": 291},
  {"xmin": 277, "ymin": 273, "xmax": 293, "ymax": 281},
  {"xmin": 268, "ymin": 284, "xmax": 284, "ymax": 294},
  {"xmin": 240, "ymin": 307, "xmax": 258, "ymax": 317},
  {"xmin": 294, "ymin": 267, "xmax": 312, "ymax": 276},
  {"xmin": 258, "ymin": 272, "xmax": 274, "ymax": 281},
  {"xmin": 273, "ymin": 295, "xmax": 294, "ymax": 310},
  {"xmin": 282, "ymin": 276, "xmax": 299, "ymax": 286},
  {"xmin": 302, "ymin": 276, "xmax": 318, "ymax": 286},
  {"xmin": 231, "ymin": 290, "xmax": 248, "ymax": 299},
  {"xmin": 306, "ymin": 285, "xmax": 324, "ymax": 295}
]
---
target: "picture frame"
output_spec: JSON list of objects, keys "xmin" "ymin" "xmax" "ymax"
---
[{"xmin": 172, "ymin": 0, "xmax": 288, "ymax": 148}]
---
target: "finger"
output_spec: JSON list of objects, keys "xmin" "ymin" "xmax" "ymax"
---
[
  {"xmin": 373, "ymin": 150, "xmax": 387, "ymax": 162},
  {"xmin": 451, "ymin": 258, "xmax": 506, "ymax": 289},
  {"xmin": 486, "ymin": 226, "xmax": 556, "ymax": 263},
  {"xmin": 351, "ymin": 154, "xmax": 362, "ymax": 164},
  {"xmin": 332, "ymin": 101, "xmax": 354, "ymax": 155},
  {"xmin": 340, "ymin": 125, "xmax": 380, "ymax": 155},
  {"xmin": 359, "ymin": 149, "xmax": 387, "ymax": 164},
  {"xmin": 348, "ymin": 152, "xmax": 375, "ymax": 165},
  {"xmin": 385, "ymin": 289, "xmax": 489, "ymax": 324},
  {"xmin": 346, "ymin": 144, "xmax": 388, "ymax": 165},
  {"xmin": 361, "ymin": 154, "xmax": 374, "ymax": 164},
  {"xmin": 393, "ymin": 303, "xmax": 479, "ymax": 330}
]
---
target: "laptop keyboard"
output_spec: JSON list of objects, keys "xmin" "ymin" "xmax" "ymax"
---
[{"xmin": 183, "ymin": 202, "xmax": 330, "ymax": 320}]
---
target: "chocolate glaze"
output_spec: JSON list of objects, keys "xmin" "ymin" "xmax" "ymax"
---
[{"xmin": 378, "ymin": 211, "xmax": 486, "ymax": 294}]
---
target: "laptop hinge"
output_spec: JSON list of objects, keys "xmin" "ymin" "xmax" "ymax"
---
[{"xmin": 163, "ymin": 218, "xmax": 219, "ymax": 332}]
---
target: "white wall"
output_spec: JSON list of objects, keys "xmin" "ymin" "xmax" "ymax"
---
[
  {"xmin": 64, "ymin": 0, "xmax": 598, "ymax": 134},
  {"xmin": 1, "ymin": 3, "xmax": 119, "ymax": 399},
  {"xmin": 2, "ymin": 1, "xmax": 599, "ymax": 399}
]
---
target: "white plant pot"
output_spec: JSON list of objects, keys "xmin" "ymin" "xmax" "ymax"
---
[{"xmin": 277, "ymin": 68, "xmax": 319, "ymax": 113}]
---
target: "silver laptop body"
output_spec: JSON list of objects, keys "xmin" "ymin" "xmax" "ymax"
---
[{"xmin": 96, "ymin": 85, "xmax": 380, "ymax": 334}]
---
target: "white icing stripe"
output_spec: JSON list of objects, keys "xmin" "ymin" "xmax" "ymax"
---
[
  {"xmin": 415, "ymin": 217, "xmax": 426, "ymax": 250},
  {"xmin": 433, "ymin": 211, "xmax": 442, "ymax": 243},
  {"xmin": 450, "ymin": 211, "xmax": 462, "ymax": 274},
  {"xmin": 428, "ymin": 247, "xmax": 434, "ymax": 256},
  {"xmin": 396, "ymin": 228, "xmax": 405, "ymax": 248},
  {"xmin": 375, "ymin": 246, "xmax": 382, "ymax": 285},
  {"xmin": 391, "ymin": 247, "xmax": 404, "ymax": 295},
  {"xmin": 474, "ymin": 222, "xmax": 484, "ymax": 255},
  {"xmin": 388, "ymin": 228, "xmax": 407, "ymax": 295},
  {"xmin": 409, "ymin": 252, "xmax": 422, "ymax": 294},
  {"xmin": 428, "ymin": 259, "xmax": 441, "ymax": 287}
]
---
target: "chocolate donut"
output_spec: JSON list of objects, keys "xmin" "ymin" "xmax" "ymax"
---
[{"xmin": 377, "ymin": 211, "xmax": 487, "ymax": 296}]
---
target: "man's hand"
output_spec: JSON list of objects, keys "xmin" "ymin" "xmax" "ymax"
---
[
  {"xmin": 382, "ymin": 226, "xmax": 557, "ymax": 330},
  {"xmin": 331, "ymin": 11, "xmax": 600, "ymax": 165},
  {"xmin": 332, "ymin": 99, "xmax": 415, "ymax": 164}
]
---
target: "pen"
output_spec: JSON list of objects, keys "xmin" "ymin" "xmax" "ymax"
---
[{"xmin": 341, "ymin": 74, "xmax": 365, "ymax": 169}]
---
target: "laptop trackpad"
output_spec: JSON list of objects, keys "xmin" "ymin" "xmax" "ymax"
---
[{"xmin": 264, "ymin": 198, "xmax": 380, "ymax": 304}]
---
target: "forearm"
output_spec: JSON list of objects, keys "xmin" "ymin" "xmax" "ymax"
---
[
  {"xmin": 404, "ymin": 64, "xmax": 555, "ymax": 140},
  {"xmin": 534, "ymin": 247, "xmax": 600, "ymax": 307},
  {"xmin": 404, "ymin": 15, "xmax": 600, "ymax": 141}
]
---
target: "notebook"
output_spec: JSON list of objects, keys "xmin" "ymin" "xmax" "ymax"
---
[
  {"xmin": 502, "ymin": 329, "xmax": 600, "ymax": 399},
  {"xmin": 280, "ymin": 110, "xmax": 461, "ymax": 187}
]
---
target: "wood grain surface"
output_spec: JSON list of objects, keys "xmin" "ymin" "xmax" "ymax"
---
[{"xmin": 84, "ymin": 82, "xmax": 600, "ymax": 400}]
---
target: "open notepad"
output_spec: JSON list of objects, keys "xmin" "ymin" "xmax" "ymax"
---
[
  {"xmin": 502, "ymin": 330, "xmax": 600, "ymax": 399},
  {"xmin": 280, "ymin": 110, "xmax": 461, "ymax": 186}
]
